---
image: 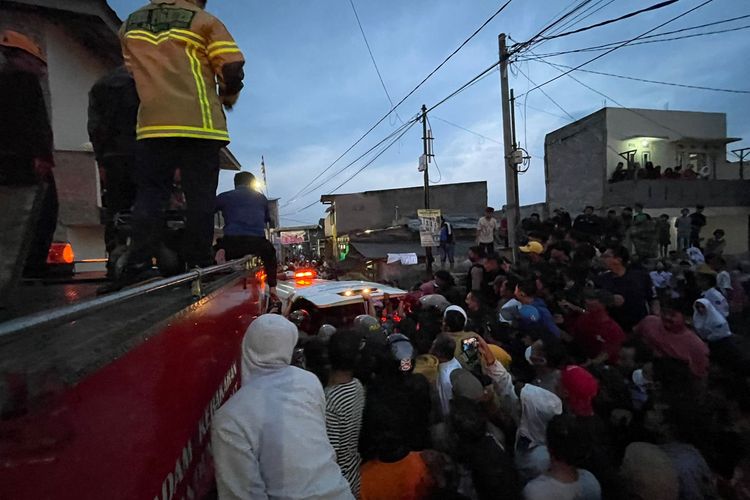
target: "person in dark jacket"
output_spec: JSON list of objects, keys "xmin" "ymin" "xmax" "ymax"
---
[
  {"xmin": 216, "ymin": 171, "xmax": 278, "ymax": 296},
  {"xmin": 87, "ymin": 65, "xmax": 139, "ymax": 274},
  {"xmin": 0, "ymin": 30, "xmax": 57, "ymax": 281},
  {"xmin": 359, "ymin": 335, "xmax": 432, "ymax": 461},
  {"xmin": 450, "ymin": 397, "xmax": 520, "ymax": 499}
]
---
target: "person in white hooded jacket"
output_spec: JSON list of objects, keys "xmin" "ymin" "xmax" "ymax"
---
[{"xmin": 211, "ymin": 314, "xmax": 354, "ymax": 500}]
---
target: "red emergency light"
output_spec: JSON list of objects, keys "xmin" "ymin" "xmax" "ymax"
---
[
  {"xmin": 293, "ymin": 269, "xmax": 317, "ymax": 280},
  {"xmin": 47, "ymin": 242, "xmax": 74, "ymax": 265}
]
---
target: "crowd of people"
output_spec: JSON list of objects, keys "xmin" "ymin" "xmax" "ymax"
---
[
  {"xmin": 516, "ymin": 204, "xmax": 720, "ymax": 260},
  {"xmin": 212, "ymin": 208, "xmax": 750, "ymax": 499},
  {"xmin": 610, "ymin": 161, "xmax": 712, "ymax": 183}
]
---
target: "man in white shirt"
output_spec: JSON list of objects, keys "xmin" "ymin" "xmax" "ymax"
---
[
  {"xmin": 477, "ymin": 206, "xmax": 499, "ymax": 256},
  {"xmin": 431, "ymin": 334, "xmax": 462, "ymax": 418}
]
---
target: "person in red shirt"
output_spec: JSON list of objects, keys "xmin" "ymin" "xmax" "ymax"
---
[{"xmin": 565, "ymin": 289, "xmax": 625, "ymax": 366}]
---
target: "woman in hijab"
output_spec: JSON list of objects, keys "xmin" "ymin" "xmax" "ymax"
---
[
  {"xmin": 515, "ymin": 384, "xmax": 564, "ymax": 484},
  {"xmin": 212, "ymin": 314, "xmax": 354, "ymax": 500},
  {"xmin": 694, "ymin": 298, "xmax": 747, "ymax": 376},
  {"xmin": 693, "ymin": 298, "xmax": 731, "ymax": 342},
  {"xmin": 633, "ymin": 308, "xmax": 709, "ymax": 379}
]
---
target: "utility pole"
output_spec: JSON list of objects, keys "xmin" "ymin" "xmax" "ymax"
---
[
  {"xmin": 499, "ymin": 34, "xmax": 520, "ymax": 263},
  {"xmin": 421, "ymin": 104, "xmax": 434, "ymax": 273},
  {"xmin": 732, "ymin": 147, "xmax": 749, "ymax": 180}
]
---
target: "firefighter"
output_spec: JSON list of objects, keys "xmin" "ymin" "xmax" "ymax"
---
[
  {"xmin": 0, "ymin": 30, "xmax": 58, "ymax": 282},
  {"xmin": 87, "ymin": 65, "xmax": 139, "ymax": 277},
  {"xmin": 102, "ymin": 0, "xmax": 245, "ymax": 293}
]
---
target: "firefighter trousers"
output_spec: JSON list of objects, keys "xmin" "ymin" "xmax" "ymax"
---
[{"xmin": 128, "ymin": 138, "xmax": 220, "ymax": 271}]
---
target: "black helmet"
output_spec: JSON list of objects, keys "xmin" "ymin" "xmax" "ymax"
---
[
  {"xmin": 418, "ymin": 294, "xmax": 450, "ymax": 313},
  {"xmin": 353, "ymin": 314, "xmax": 381, "ymax": 336},
  {"xmin": 288, "ymin": 309, "xmax": 311, "ymax": 331},
  {"xmin": 386, "ymin": 333, "xmax": 415, "ymax": 373},
  {"xmin": 317, "ymin": 324, "xmax": 337, "ymax": 342}
]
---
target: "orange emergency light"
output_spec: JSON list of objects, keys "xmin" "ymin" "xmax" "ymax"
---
[
  {"xmin": 293, "ymin": 269, "xmax": 317, "ymax": 280},
  {"xmin": 47, "ymin": 242, "xmax": 74, "ymax": 265}
]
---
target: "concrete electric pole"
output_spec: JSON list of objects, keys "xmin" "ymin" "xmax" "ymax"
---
[
  {"xmin": 421, "ymin": 104, "xmax": 434, "ymax": 272},
  {"xmin": 499, "ymin": 33, "xmax": 520, "ymax": 263}
]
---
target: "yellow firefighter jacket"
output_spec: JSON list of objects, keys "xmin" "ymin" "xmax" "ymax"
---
[{"xmin": 120, "ymin": 0, "xmax": 245, "ymax": 142}]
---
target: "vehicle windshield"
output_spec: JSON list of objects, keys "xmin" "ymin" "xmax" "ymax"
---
[{"xmin": 289, "ymin": 298, "xmax": 366, "ymax": 333}]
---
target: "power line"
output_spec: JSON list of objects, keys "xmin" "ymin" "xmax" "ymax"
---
[
  {"xmin": 515, "ymin": 0, "xmax": 715, "ymax": 99},
  {"xmin": 510, "ymin": 0, "xmax": 597, "ymax": 56},
  {"xmin": 530, "ymin": 53, "xmax": 688, "ymax": 138},
  {"xmin": 282, "ymin": 0, "xmax": 515, "ymax": 208},
  {"xmin": 535, "ymin": 0, "xmax": 679, "ymax": 43},
  {"xmin": 517, "ymin": 15, "xmax": 750, "ymax": 59},
  {"xmin": 284, "ymin": 121, "xmax": 419, "ymax": 214},
  {"xmin": 425, "ymin": 62, "xmax": 500, "ymax": 115},
  {"xmin": 514, "ymin": 64, "xmax": 576, "ymax": 120},
  {"xmin": 348, "ymin": 0, "xmax": 404, "ymax": 124},
  {"xmin": 516, "ymin": 101, "xmax": 572, "ymax": 121},
  {"xmin": 432, "ymin": 115, "xmax": 502, "ymax": 145},
  {"xmin": 540, "ymin": 62, "xmax": 750, "ymax": 94},
  {"xmin": 521, "ymin": 24, "xmax": 750, "ymax": 59},
  {"xmin": 546, "ymin": 0, "xmax": 616, "ymax": 37},
  {"xmin": 287, "ymin": 117, "xmax": 418, "ymax": 204}
]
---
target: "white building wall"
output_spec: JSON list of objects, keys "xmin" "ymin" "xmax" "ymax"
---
[
  {"xmin": 604, "ymin": 108, "xmax": 730, "ymax": 178},
  {"xmin": 45, "ymin": 23, "xmax": 110, "ymax": 151}
]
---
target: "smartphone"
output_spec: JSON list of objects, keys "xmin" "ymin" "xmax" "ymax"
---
[{"xmin": 462, "ymin": 337, "xmax": 479, "ymax": 364}]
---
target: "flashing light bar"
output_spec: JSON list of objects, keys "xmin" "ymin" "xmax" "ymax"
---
[
  {"xmin": 294, "ymin": 269, "xmax": 317, "ymax": 280},
  {"xmin": 47, "ymin": 242, "xmax": 74, "ymax": 265}
]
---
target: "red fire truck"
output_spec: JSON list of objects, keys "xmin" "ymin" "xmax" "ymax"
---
[{"xmin": 0, "ymin": 258, "xmax": 263, "ymax": 500}]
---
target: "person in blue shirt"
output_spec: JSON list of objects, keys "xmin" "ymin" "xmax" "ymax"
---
[
  {"xmin": 515, "ymin": 279, "xmax": 562, "ymax": 337},
  {"xmin": 216, "ymin": 172, "xmax": 278, "ymax": 295}
]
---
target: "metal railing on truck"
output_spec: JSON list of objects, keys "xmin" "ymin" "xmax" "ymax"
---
[{"xmin": 0, "ymin": 257, "xmax": 256, "ymax": 338}]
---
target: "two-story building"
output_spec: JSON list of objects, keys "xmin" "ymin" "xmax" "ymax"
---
[{"xmin": 545, "ymin": 107, "xmax": 749, "ymax": 254}]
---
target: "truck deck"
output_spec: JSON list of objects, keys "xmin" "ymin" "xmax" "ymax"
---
[{"xmin": 0, "ymin": 260, "xmax": 262, "ymax": 500}]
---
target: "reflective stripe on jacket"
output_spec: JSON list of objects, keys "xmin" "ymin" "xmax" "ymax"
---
[{"xmin": 120, "ymin": 0, "xmax": 244, "ymax": 142}]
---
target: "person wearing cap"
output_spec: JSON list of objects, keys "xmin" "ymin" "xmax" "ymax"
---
[
  {"xmin": 441, "ymin": 305, "xmax": 481, "ymax": 366},
  {"xmin": 0, "ymin": 30, "xmax": 58, "ymax": 280},
  {"xmin": 559, "ymin": 365, "xmax": 598, "ymax": 418},
  {"xmin": 106, "ymin": 0, "xmax": 246, "ymax": 292},
  {"xmin": 212, "ymin": 314, "xmax": 353, "ymax": 499},
  {"xmin": 519, "ymin": 240, "xmax": 544, "ymax": 267},
  {"xmin": 476, "ymin": 207, "xmax": 498, "ymax": 256},
  {"xmin": 360, "ymin": 334, "xmax": 431, "ymax": 461},
  {"xmin": 515, "ymin": 279, "xmax": 562, "ymax": 337}
]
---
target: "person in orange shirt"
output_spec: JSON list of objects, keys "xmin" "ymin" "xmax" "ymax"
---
[{"xmin": 360, "ymin": 446, "xmax": 436, "ymax": 500}]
